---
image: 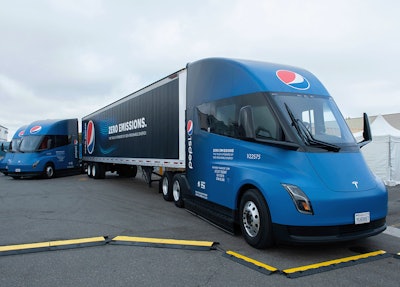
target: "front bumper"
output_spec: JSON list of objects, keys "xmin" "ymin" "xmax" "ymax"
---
[{"xmin": 273, "ymin": 218, "xmax": 386, "ymax": 244}]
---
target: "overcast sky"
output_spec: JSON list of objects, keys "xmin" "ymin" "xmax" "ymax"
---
[{"xmin": 1, "ymin": 0, "xmax": 399, "ymax": 139}]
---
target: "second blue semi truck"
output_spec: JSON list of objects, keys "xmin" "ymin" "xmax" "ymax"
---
[
  {"xmin": 0, "ymin": 125, "xmax": 26, "ymax": 175},
  {"xmin": 82, "ymin": 58, "xmax": 387, "ymax": 248},
  {"xmin": 7, "ymin": 119, "xmax": 80, "ymax": 179}
]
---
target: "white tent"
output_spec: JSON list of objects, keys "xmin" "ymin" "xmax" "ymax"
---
[{"xmin": 355, "ymin": 115, "xmax": 400, "ymax": 186}]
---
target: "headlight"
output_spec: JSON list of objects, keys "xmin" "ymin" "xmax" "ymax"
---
[{"xmin": 282, "ymin": 184, "xmax": 314, "ymax": 215}]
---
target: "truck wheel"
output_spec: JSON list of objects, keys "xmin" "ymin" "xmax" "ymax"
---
[
  {"xmin": 43, "ymin": 163, "xmax": 55, "ymax": 179},
  {"xmin": 172, "ymin": 174, "xmax": 185, "ymax": 208},
  {"xmin": 91, "ymin": 164, "xmax": 96, "ymax": 178},
  {"xmin": 129, "ymin": 165, "xmax": 138, "ymax": 178},
  {"xmin": 93, "ymin": 163, "xmax": 105, "ymax": 179},
  {"xmin": 87, "ymin": 164, "xmax": 93, "ymax": 178},
  {"xmin": 239, "ymin": 189, "xmax": 273, "ymax": 249},
  {"xmin": 160, "ymin": 171, "xmax": 173, "ymax": 201}
]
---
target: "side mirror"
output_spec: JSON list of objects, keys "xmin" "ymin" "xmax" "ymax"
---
[
  {"xmin": 239, "ymin": 105, "xmax": 255, "ymax": 139},
  {"xmin": 358, "ymin": 113, "xmax": 372, "ymax": 148}
]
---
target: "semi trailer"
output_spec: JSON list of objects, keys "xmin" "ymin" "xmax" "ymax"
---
[{"xmin": 82, "ymin": 58, "xmax": 387, "ymax": 248}]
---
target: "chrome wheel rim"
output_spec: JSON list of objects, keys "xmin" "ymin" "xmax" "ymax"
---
[
  {"xmin": 173, "ymin": 180, "xmax": 180, "ymax": 202},
  {"xmin": 45, "ymin": 166, "xmax": 54, "ymax": 178},
  {"xmin": 162, "ymin": 177, "xmax": 169, "ymax": 196},
  {"xmin": 242, "ymin": 200, "xmax": 260, "ymax": 237}
]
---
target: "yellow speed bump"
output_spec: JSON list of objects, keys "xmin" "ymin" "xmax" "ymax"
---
[
  {"xmin": 283, "ymin": 250, "xmax": 389, "ymax": 278},
  {"xmin": 223, "ymin": 250, "xmax": 278, "ymax": 275},
  {"xmin": 0, "ymin": 236, "xmax": 108, "ymax": 256},
  {"xmin": 111, "ymin": 236, "xmax": 217, "ymax": 250}
]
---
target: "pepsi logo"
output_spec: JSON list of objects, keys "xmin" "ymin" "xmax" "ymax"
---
[
  {"xmin": 86, "ymin": 120, "xmax": 95, "ymax": 154},
  {"xmin": 30, "ymin": 125, "xmax": 42, "ymax": 134},
  {"xmin": 187, "ymin": 120, "xmax": 193, "ymax": 136},
  {"xmin": 276, "ymin": 70, "xmax": 310, "ymax": 90},
  {"xmin": 18, "ymin": 130, "xmax": 25, "ymax": 137}
]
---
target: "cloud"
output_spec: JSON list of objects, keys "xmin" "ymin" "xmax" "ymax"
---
[{"xmin": 0, "ymin": 0, "xmax": 399, "ymax": 138}]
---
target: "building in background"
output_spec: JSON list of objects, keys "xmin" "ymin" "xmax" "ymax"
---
[{"xmin": 0, "ymin": 124, "xmax": 8, "ymax": 141}]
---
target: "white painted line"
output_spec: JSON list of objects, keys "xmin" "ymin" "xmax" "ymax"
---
[{"xmin": 383, "ymin": 226, "xmax": 400, "ymax": 238}]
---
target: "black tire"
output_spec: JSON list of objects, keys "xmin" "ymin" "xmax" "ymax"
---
[
  {"xmin": 172, "ymin": 174, "xmax": 185, "ymax": 208},
  {"xmin": 93, "ymin": 163, "xmax": 105, "ymax": 179},
  {"xmin": 159, "ymin": 171, "xmax": 174, "ymax": 201},
  {"xmin": 43, "ymin": 163, "xmax": 55, "ymax": 179},
  {"xmin": 239, "ymin": 189, "xmax": 273, "ymax": 249},
  {"xmin": 87, "ymin": 164, "xmax": 93, "ymax": 178}
]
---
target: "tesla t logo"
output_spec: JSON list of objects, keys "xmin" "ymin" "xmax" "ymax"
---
[{"xmin": 352, "ymin": 181, "xmax": 359, "ymax": 189}]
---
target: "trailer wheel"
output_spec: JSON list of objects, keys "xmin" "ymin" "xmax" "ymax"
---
[
  {"xmin": 93, "ymin": 163, "xmax": 105, "ymax": 179},
  {"xmin": 87, "ymin": 164, "xmax": 93, "ymax": 178},
  {"xmin": 91, "ymin": 164, "xmax": 96, "ymax": 178},
  {"xmin": 239, "ymin": 189, "xmax": 273, "ymax": 249},
  {"xmin": 160, "ymin": 171, "xmax": 174, "ymax": 201},
  {"xmin": 129, "ymin": 165, "xmax": 138, "ymax": 178},
  {"xmin": 172, "ymin": 174, "xmax": 185, "ymax": 208},
  {"xmin": 43, "ymin": 163, "xmax": 55, "ymax": 179}
]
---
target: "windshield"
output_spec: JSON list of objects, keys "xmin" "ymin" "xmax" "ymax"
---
[
  {"xmin": 273, "ymin": 93, "xmax": 356, "ymax": 146},
  {"xmin": 10, "ymin": 138, "xmax": 22, "ymax": 152},
  {"xmin": 19, "ymin": 136, "xmax": 44, "ymax": 152}
]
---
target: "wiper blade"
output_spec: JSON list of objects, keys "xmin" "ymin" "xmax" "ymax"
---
[
  {"xmin": 285, "ymin": 103, "xmax": 307, "ymax": 142},
  {"xmin": 284, "ymin": 103, "xmax": 340, "ymax": 152},
  {"xmin": 296, "ymin": 120, "xmax": 341, "ymax": 152}
]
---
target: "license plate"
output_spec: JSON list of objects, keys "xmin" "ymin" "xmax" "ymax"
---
[
  {"xmin": 15, "ymin": 168, "xmax": 21, "ymax": 173},
  {"xmin": 355, "ymin": 212, "xmax": 370, "ymax": 225}
]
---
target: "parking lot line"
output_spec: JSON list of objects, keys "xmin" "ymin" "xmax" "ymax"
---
[
  {"xmin": 111, "ymin": 236, "xmax": 218, "ymax": 250},
  {"xmin": 282, "ymin": 250, "xmax": 389, "ymax": 278},
  {"xmin": 223, "ymin": 250, "xmax": 278, "ymax": 275},
  {"xmin": 383, "ymin": 226, "xmax": 400, "ymax": 238},
  {"xmin": 0, "ymin": 236, "xmax": 108, "ymax": 256}
]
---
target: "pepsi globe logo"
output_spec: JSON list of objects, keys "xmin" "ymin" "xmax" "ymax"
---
[
  {"xmin": 276, "ymin": 70, "xmax": 310, "ymax": 90},
  {"xmin": 187, "ymin": 120, "xmax": 193, "ymax": 136},
  {"xmin": 18, "ymin": 130, "xmax": 25, "ymax": 137},
  {"xmin": 86, "ymin": 120, "xmax": 95, "ymax": 154},
  {"xmin": 30, "ymin": 125, "xmax": 42, "ymax": 134}
]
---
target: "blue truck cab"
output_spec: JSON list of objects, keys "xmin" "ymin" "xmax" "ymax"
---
[
  {"xmin": 0, "ymin": 141, "xmax": 9, "ymax": 158},
  {"xmin": 0, "ymin": 125, "xmax": 26, "ymax": 175},
  {"xmin": 183, "ymin": 58, "xmax": 387, "ymax": 248},
  {"xmin": 7, "ymin": 119, "xmax": 80, "ymax": 179}
]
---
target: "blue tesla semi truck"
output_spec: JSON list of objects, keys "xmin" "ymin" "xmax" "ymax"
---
[
  {"xmin": 7, "ymin": 119, "xmax": 80, "ymax": 179},
  {"xmin": 0, "ymin": 125, "xmax": 27, "ymax": 175},
  {"xmin": 82, "ymin": 58, "xmax": 387, "ymax": 248}
]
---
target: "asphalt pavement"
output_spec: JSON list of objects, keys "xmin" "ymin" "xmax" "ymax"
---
[{"xmin": 0, "ymin": 173, "xmax": 399, "ymax": 286}]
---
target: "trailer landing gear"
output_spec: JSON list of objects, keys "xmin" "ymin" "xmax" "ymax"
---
[{"xmin": 141, "ymin": 166, "xmax": 161, "ymax": 187}]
